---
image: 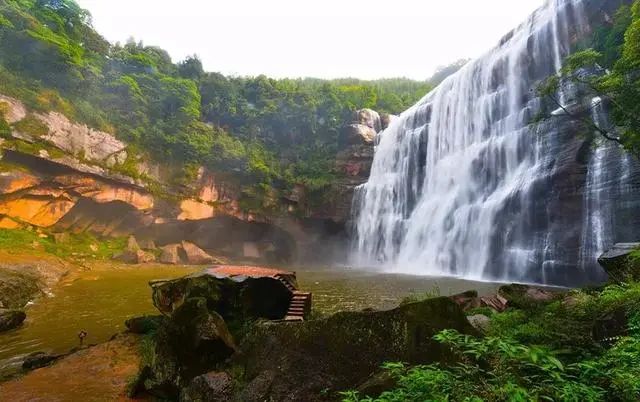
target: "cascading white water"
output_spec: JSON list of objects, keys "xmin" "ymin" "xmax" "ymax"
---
[
  {"xmin": 580, "ymin": 97, "xmax": 613, "ymax": 268},
  {"xmin": 351, "ymin": 0, "xmax": 594, "ymax": 284}
]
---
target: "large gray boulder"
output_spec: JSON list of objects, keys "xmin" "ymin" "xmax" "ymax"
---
[
  {"xmin": 143, "ymin": 297, "xmax": 237, "ymax": 395},
  {"xmin": 598, "ymin": 243, "xmax": 640, "ymax": 282},
  {"xmin": 236, "ymin": 297, "xmax": 477, "ymax": 401}
]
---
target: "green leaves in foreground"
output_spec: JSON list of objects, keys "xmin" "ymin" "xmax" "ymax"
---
[{"xmin": 342, "ymin": 282, "xmax": 640, "ymax": 402}]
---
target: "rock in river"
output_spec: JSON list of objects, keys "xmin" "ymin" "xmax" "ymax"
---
[{"xmin": 0, "ymin": 309, "xmax": 26, "ymax": 332}]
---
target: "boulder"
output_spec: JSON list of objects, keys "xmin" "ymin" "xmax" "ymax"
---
[
  {"xmin": 341, "ymin": 124, "xmax": 377, "ymax": 145},
  {"xmin": 160, "ymin": 244, "xmax": 181, "ymax": 264},
  {"xmin": 22, "ymin": 352, "xmax": 61, "ymax": 370},
  {"xmin": 449, "ymin": 290, "xmax": 479, "ymax": 311},
  {"xmin": 467, "ymin": 314, "xmax": 491, "ymax": 333},
  {"xmin": 179, "ymin": 241, "xmax": 220, "ymax": 265},
  {"xmin": 354, "ymin": 109, "xmax": 382, "ymax": 132},
  {"xmin": 449, "ymin": 290, "xmax": 507, "ymax": 312},
  {"xmin": 181, "ymin": 371, "xmax": 233, "ymax": 402},
  {"xmin": 236, "ymin": 297, "xmax": 477, "ymax": 401},
  {"xmin": 150, "ymin": 267, "xmax": 293, "ymax": 323},
  {"xmin": 127, "ymin": 235, "xmax": 141, "ymax": 251},
  {"xmin": 113, "ymin": 235, "xmax": 156, "ymax": 264},
  {"xmin": 497, "ymin": 284, "xmax": 558, "ymax": 308},
  {"xmin": 0, "ymin": 309, "xmax": 26, "ymax": 332},
  {"xmin": 598, "ymin": 243, "xmax": 640, "ymax": 282},
  {"xmin": 143, "ymin": 297, "xmax": 237, "ymax": 395},
  {"xmin": 114, "ymin": 249, "xmax": 156, "ymax": 264},
  {"xmin": 138, "ymin": 238, "xmax": 157, "ymax": 250},
  {"xmin": 592, "ymin": 308, "xmax": 628, "ymax": 345}
]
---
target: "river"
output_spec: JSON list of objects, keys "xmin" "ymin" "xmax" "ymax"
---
[{"xmin": 0, "ymin": 264, "xmax": 497, "ymax": 378}]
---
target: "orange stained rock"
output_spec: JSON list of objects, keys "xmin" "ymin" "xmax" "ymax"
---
[
  {"xmin": 0, "ymin": 198, "xmax": 75, "ymax": 227},
  {"xmin": 0, "ymin": 216, "xmax": 22, "ymax": 229},
  {"xmin": 0, "ymin": 173, "xmax": 41, "ymax": 194},
  {"xmin": 178, "ymin": 198, "xmax": 216, "ymax": 221},
  {"xmin": 55, "ymin": 175, "xmax": 154, "ymax": 210}
]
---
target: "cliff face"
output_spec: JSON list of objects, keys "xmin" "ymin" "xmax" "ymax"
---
[{"xmin": 0, "ymin": 95, "xmax": 374, "ymax": 264}]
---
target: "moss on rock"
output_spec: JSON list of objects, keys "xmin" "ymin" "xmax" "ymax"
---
[{"xmin": 235, "ymin": 297, "xmax": 478, "ymax": 401}]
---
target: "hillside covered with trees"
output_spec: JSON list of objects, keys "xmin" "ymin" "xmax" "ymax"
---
[{"xmin": 0, "ymin": 0, "xmax": 440, "ymax": 201}]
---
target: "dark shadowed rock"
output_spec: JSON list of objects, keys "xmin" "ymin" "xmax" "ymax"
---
[
  {"xmin": 180, "ymin": 371, "xmax": 233, "ymax": 402},
  {"xmin": 598, "ymin": 243, "xmax": 640, "ymax": 282},
  {"xmin": 22, "ymin": 352, "xmax": 61, "ymax": 370},
  {"xmin": 125, "ymin": 315, "xmax": 164, "ymax": 334},
  {"xmin": 355, "ymin": 371, "xmax": 397, "ymax": 399},
  {"xmin": 0, "ymin": 309, "xmax": 26, "ymax": 332},
  {"xmin": 150, "ymin": 267, "xmax": 293, "ymax": 323},
  {"xmin": 144, "ymin": 297, "xmax": 237, "ymax": 395},
  {"xmin": 236, "ymin": 297, "xmax": 477, "ymax": 401},
  {"xmin": 592, "ymin": 308, "xmax": 628, "ymax": 346}
]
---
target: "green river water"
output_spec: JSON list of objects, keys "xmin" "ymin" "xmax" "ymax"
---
[{"xmin": 0, "ymin": 265, "xmax": 497, "ymax": 377}]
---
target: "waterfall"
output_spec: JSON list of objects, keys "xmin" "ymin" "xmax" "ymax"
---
[
  {"xmin": 579, "ymin": 97, "xmax": 614, "ymax": 269},
  {"xmin": 350, "ymin": 0, "xmax": 605, "ymax": 285}
]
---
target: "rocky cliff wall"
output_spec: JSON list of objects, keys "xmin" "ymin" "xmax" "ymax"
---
[{"xmin": 0, "ymin": 95, "xmax": 374, "ymax": 264}]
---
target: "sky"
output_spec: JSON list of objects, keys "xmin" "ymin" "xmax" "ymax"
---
[{"xmin": 75, "ymin": 0, "xmax": 545, "ymax": 80}]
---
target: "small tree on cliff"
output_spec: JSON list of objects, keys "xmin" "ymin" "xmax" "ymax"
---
[{"xmin": 537, "ymin": 0, "xmax": 640, "ymax": 160}]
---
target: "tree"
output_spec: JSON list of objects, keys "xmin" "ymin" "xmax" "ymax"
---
[{"xmin": 538, "ymin": 0, "xmax": 640, "ymax": 159}]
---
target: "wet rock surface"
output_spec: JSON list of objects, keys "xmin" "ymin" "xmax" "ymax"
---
[
  {"xmin": 236, "ymin": 297, "xmax": 476, "ymax": 401},
  {"xmin": 180, "ymin": 371, "xmax": 233, "ymax": 402},
  {"xmin": 497, "ymin": 284, "xmax": 559, "ymax": 308},
  {"xmin": 0, "ymin": 333, "xmax": 141, "ymax": 401},
  {"xmin": 21, "ymin": 352, "xmax": 61, "ymax": 370},
  {"xmin": 144, "ymin": 297, "xmax": 237, "ymax": 395},
  {"xmin": 0, "ymin": 309, "xmax": 26, "ymax": 332},
  {"xmin": 598, "ymin": 243, "xmax": 640, "ymax": 282}
]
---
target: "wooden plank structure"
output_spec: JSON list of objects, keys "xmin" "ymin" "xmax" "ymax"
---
[{"xmin": 207, "ymin": 265, "xmax": 312, "ymax": 321}]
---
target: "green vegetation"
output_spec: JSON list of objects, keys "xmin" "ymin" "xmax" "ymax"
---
[
  {"xmin": 12, "ymin": 114, "xmax": 48, "ymax": 137},
  {"xmin": 343, "ymin": 282, "xmax": 640, "ymax": 401},
  {"xmin": 0, "ymin": 228, "xmax": 126, "ymax": 259},
  {"xmin": 0, "ymin": 0, "xmax": 434, "ymax": 212},
  {"xmin": 539, "ymin": 0, "xmax": 640, "ymax": 159}
]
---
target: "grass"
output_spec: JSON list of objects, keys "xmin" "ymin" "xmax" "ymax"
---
[
  {"xmin": 0, "ymin": 229, "xmax": 127, "ymax": 260},
  {"xmin": 12, "ymin": 114, "xmax": 49, "ymax": 137}
]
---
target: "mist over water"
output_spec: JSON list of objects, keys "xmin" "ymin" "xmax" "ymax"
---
[{"xmin": 350, "ymin": 0, "xmax": 633, "ymax": 285}]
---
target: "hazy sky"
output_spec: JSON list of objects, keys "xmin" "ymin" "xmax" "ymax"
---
[{"xmin": 75, "ymin": 0, "xmax": 545, "ymax": 80}]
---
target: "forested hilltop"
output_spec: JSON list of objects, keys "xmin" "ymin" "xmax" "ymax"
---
[{"xmin": 0, "ymin": 0, "xmax": 453, "ymax": 201}]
